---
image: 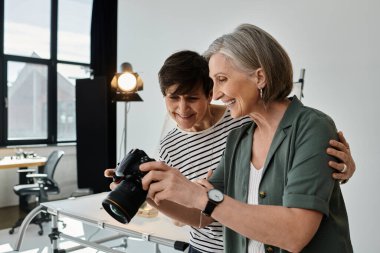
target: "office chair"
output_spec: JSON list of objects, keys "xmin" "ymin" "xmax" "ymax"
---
[{"xmin": 9, "ymin": 150, "xmax": 64, "ymax": 235}]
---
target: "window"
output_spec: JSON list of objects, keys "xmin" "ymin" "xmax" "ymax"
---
[
  {"xmin": 57, "ymin": 63, "xmax": 91, "ymax": 141},
  {"xmin": 57, "ymin": 0, "xmax": 92, "ymax": 63},
  {"xmin": 0, "ymin": 0, "xmax": 93, "ymax": 146},
  {"xmin": 7, "ymin": 61, "xmax": 48, "ymax": 140},
  {"xmin": 4, "ymin": 0, "xmax": 51, "ymax": 59}
]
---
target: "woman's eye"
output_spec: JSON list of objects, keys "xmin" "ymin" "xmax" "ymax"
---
[
  {"xmin": 217, "ymin": 77, "xmax": 227, "ymax": 83},
  {"xmin": 168, "ymin": 96, "xmax": 179, "ymax": 100}
]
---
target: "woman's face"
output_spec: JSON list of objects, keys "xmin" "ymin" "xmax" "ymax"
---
[
  {"xmin": 209, "ymin": 53, "xmax": 260, "ymax": 118},
  {"xmin": 164, "ymin": 84, "xmax": 212, "ymax": 131}
]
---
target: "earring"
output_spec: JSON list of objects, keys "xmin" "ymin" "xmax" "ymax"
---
[{"xmin": 260, "ymin": 88, "xmax": 263, "ymax": 99}]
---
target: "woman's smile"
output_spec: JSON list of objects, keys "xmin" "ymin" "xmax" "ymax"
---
[
  {"xmin": 175, "ymin": 113, "xmax": 196, "ymax": 124},
  {"xmin": 222, "ymin": 99, "xmax": 236, "ymax": 108},
  {"xmin": 165, "ymin": 84, "xmax": 213, "ymax": 132}
]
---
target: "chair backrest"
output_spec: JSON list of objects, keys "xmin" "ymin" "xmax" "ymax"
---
[{"xmin": 43, "ymin": 150, "xmax": 64, "ymax": 180}]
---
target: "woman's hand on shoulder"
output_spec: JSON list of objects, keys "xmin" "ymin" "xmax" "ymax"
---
[{"xmin": 327, "ymin": 131, "xmax": 356, "ymax": 184}]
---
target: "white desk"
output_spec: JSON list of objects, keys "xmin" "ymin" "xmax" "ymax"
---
[
  {"xmin": 30, "ymin": 193, "xmax": 190, "ymax": 252},
  {"xmin": 0, "ymin": 156, "xmax": 47, "ymax": 170},
  {"xmin": 0, "ymin": 156, "xmax": 47, "ymax": 207}
]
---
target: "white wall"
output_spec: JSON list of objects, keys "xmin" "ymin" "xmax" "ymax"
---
[{"xmin": 118, "ymin": 0, "xmax": 380, "ymax": 251}]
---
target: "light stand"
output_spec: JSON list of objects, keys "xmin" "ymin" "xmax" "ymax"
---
[
  {"xmin": 110, "ymin": 70, "xmax": 157, "ymax": 219},
  {"xmin": 124, "ymin": 102, "xmax": 128, "ymax": 156},
  {"xmin": 291, "ymin": 68, "xmax": 306, "ymax": 100},
  {"xmin": 110, "ymin": 71, "xmax": 143, "ymax": 157},
  {"xmin": 298, "ymin": 68, "xmax": 306, "ymax": 99}
]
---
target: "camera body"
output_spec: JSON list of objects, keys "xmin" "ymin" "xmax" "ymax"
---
[
  {"xmin": 113, "ymin": 148, "xmax": 152, "ymax": 186},
  {"xmin": 102, "ymin": 149, "xmax": 155, "ymax": 224}
]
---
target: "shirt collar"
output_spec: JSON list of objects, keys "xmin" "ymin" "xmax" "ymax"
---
[{"xmin": 241, "ymin": 96, "xmax": 303, "ymax": 170}]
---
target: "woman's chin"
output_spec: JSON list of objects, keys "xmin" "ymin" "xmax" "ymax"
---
[
  {"xmin": 177, "ymin": 122, "xmax": 194, "ymax": 131},
  {"xmin": 175, "ymin": 116, "xmax": 195, "ymax": 128},
  {"xmin": 229, "ymin": 109, "xmax": 242, "ymax": 119}
]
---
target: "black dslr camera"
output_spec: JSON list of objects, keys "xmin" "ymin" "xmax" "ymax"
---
[{"xmin": 102, "ymin": 149, "xmax": 155, "ymax": 224}]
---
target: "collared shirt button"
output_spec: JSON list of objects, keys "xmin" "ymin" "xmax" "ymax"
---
[
  {"xmin": 259, "ymin": 191, "xmax": 267, "ymax": 198},
  {"xmin": 266, "ymin": 246, "xmax": 274, "ymax": 252}
]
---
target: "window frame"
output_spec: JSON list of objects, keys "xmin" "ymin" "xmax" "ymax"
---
[{"xmin": 0, "ymin": 0, "xmax": 91, "ymax": 146}]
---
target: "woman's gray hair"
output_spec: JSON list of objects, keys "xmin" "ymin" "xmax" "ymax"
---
[{"xmin": 203, "ymin": 24, "xmax": 293, "ymax": 103}]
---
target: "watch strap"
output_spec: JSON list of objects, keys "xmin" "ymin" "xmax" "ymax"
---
[{"xmin": 202, "ymin": 200, "xmax": 217, "ymax": 217}]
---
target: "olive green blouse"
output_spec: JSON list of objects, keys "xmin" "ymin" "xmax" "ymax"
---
[{"xmin": 209, "ymin": 97, "xmax": 353, "ymax": 253}]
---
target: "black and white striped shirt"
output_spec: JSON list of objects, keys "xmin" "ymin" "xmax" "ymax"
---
[{"xmin": 159, "ymin": 110, "xmax": 251, "ymax": 253}]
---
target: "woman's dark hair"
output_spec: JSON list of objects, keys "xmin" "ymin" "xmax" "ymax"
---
[{"xmin": 158, "ymin": 50, "xmax": 213, "ymax": 96}]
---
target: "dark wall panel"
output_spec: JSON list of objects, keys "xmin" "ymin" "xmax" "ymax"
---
[{"xmin": 76, "ymin": 77, "xmax": 116, "ymax": 193}]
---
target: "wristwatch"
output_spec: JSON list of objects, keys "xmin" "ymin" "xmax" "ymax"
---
[{"xmin": 202, "ymin": 189, "xmax": 224, "ymax": 217}]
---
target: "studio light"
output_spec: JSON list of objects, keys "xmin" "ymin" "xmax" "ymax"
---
[
  {"xmin": 118, "ymin": 72, "xmax": 137, "ymax": 92},
  {"xmin": 110, "ymin": 63, "xmax": 144, "ymax": 161},
  {"xmin": 111, "ymin": 71, "xmax": 143, "ymax": 102}
]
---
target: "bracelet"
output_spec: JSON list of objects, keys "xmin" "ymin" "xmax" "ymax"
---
[{"xmin": 198, "ymin": 211, "xmax": 203, "ymax": 228}]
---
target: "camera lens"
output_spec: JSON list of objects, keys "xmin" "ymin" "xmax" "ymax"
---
[
  {"xmin": 102, "ymin": 149, "xmax": 154, "ymax": 224},
  {"xmin": 102, "ymin": 180, "xmax": 147, "ymax": 224},
  {"xmin": 110, "ymin": 205, "xmax": 123, "ymax": 217},
  {"xmin": 110, "ymin": 205, "xmax": 126, "ymax": 220},
  {"xmin": 102, "ymin": 199, "xmax": 130, "ymax": 224}
]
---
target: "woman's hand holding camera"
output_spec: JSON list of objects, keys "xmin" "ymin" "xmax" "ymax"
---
[
  {"xmin": 104, "ymin": 168, "xmax": 118, "ymax": 190},
  {"xmin": 140, "ymin": 161, "xmax": 208, "ymax": 210}
]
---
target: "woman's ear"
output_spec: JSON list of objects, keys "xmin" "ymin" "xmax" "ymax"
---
[{"xmin": 255, "ymin": 68, "xmax": 266, "ymax": 89}]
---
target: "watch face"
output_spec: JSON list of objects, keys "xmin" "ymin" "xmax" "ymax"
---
[{"xmin": 208, "ymin": 189, "xmax": 224, "ymax": 202}]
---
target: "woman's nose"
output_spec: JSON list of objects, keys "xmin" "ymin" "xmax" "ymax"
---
[
  {"xmin": 178, "ymin": 99, "xmax": 189, "ymax": 112},
  {"xmin": 212, "ymin": 85, "xmax": 223, "ymax": 101}
]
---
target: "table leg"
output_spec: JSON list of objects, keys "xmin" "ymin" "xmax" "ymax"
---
[
  {"xmin": 38, "ymin": 165, "xmax": 44, "ymax": 173},
  {"xmin": 51, "ymin": 214, "xmax": 60, "ymax": 251},
  {"xmin": 18, "ymin": 166, "xmax": 29, "ymax": 210}
]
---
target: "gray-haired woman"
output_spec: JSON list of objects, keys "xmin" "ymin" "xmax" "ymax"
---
[{"xmin": 140, "ymin": 24, "xmax": 353, "ymax": 253}]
